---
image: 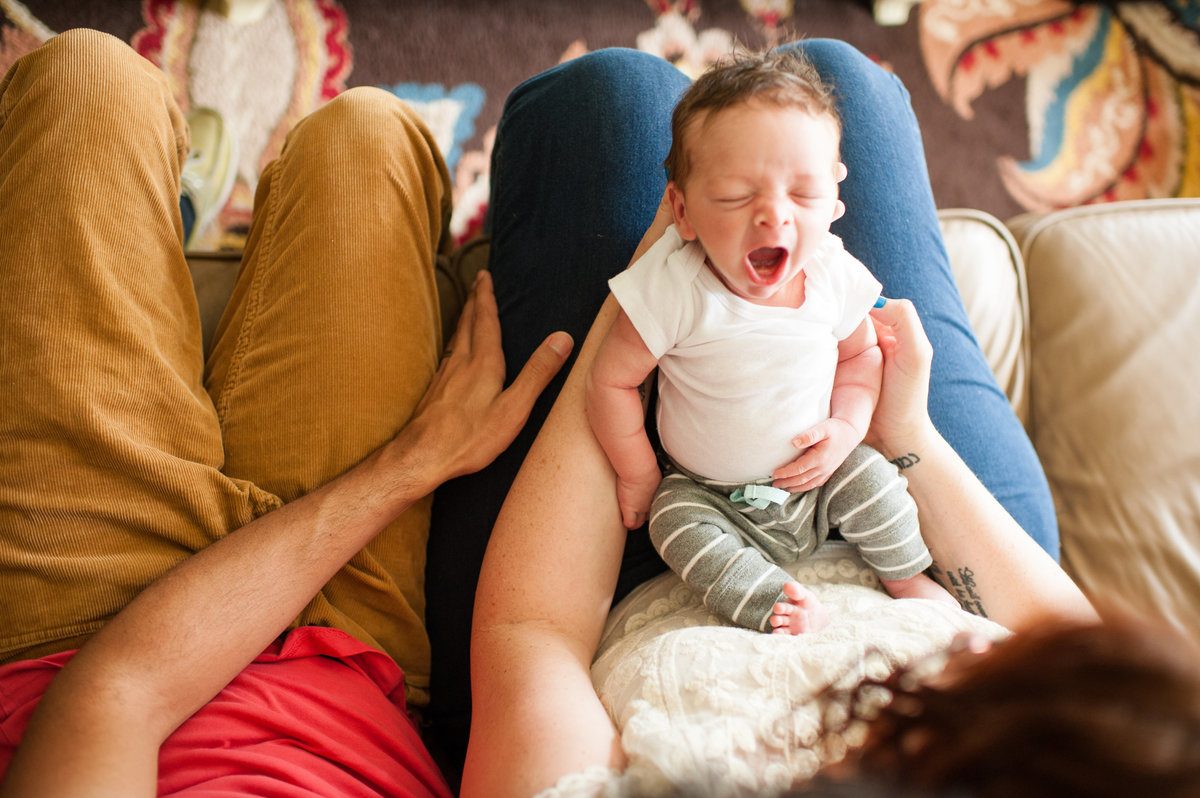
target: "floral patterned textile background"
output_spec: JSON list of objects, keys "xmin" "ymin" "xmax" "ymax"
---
[
  {"xmin": 2, "ymin": 0, "xmax": 1197, "ymax": 250},
  {"xmin": 921, "ymin": 1, "xmax": 1200, "ymax": 211}
]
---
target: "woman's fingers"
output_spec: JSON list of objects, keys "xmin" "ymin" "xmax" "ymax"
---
[
  {"xmin": 864, "ymin": 297, "xmax": 936, "ymax": 453},
  {"xmin": 869, "ymin": 297, "xmax": 932, "ymax": 372}
]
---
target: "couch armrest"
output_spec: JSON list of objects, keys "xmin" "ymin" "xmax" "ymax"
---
[{"xmin": 1010, "ymin": 198, "xmax": 1200, "ymax": 640}]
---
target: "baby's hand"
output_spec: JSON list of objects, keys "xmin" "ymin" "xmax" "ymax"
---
[
  {"xmin": 769, "ymin": 582, "xmax": 830, "ymax": 635},
  {"xmin": 616, "ymin": 469, "xmax": 661, "ymax": 529},
  {"xmin": 772, "ymin": 418, "xmax": 860, "ymax": 493}
]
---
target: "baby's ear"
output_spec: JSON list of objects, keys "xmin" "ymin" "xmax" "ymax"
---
[
  {"xmin": 667, "ymin": 182, "xmax": 697, "ymax": 240},
  {"xmin": 831, "ymin": 163, "xmax": 848, "ymax": 223}
]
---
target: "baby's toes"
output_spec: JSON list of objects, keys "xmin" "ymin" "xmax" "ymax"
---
[{"xmin": 769, "ymin": 609, "xmax": 796, "ymax": 635}]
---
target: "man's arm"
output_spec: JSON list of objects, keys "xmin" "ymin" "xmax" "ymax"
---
[{"xmin": 0, "ymin": 273, "xmax": 572, "ymax": 798}]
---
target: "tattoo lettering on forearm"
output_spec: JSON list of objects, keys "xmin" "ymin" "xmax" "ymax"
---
[
  {"xmin": 890, "ymin": 452, "xmax": 921, "ymax": 470},
  {"xmin": 928, "ymin": 561, "xmax": 988, "ymax": 618}
]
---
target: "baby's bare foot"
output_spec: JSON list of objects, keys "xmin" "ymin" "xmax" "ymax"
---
[
  {"xmin": 881, "ymin": 572, "xmax": 959, "ymax": 607},
  {"xmin": 769, "ymin": 581, "xmax": 830, "ymax": 634}
]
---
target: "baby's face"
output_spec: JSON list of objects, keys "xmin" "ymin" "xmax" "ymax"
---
[{"xmin": 670, "ymin": 100, "xmax": 844, "ymax": 307}]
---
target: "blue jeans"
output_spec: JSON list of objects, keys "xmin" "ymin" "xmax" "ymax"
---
[
  {"xmin": 425, "ymin": 42, "xmax": 1057, "ymax": 771},
  {"xmin": 180, "ymin": 195, "xmax": 196, "ymax": 242}
]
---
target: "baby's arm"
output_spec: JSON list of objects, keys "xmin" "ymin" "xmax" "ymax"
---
[
  {"xmin": 774, "ymin": 317, "xmax": 882, "ymax": 493},
  {"xmin": 586, "ymin": 309, "xmax": 662, "ymax": 528}
]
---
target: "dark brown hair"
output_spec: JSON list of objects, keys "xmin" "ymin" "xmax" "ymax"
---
[
  {"xmin": 818, "ymin": 618, "xmax": 1200, "ymax": 797},
  {"xmin": 663, "ymin": 47, "xmax": 841, "ymax": 189}
]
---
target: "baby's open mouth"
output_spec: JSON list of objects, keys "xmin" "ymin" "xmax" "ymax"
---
[{"xmin": 748, "ymin": 247, "xmax": 787, "ymax": 280}]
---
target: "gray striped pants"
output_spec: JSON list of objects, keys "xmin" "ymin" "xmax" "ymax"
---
[{"xmin": 649, "ymin": 444, "xmax": 929, "ymax": 632}]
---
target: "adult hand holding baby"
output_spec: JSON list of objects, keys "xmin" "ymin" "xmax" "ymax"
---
[{"xmin": 864, "ymin": 297, "xmax": 936, "ymax": 460}]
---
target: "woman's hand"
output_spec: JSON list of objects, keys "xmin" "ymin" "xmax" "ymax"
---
[
  {"xmin": 399, "ymin": 271, "xmax": 573, "ymax": 492},
  {"xmin": 860, "ymin": 297, "xmax": 1097, "ymax": 629},
  {"xmin": 864, "ymin": 297, "xmax": 936, "ymax": 458}
]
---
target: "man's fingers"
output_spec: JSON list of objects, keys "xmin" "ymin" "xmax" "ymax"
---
[
  {"xmin": 467, "ymin": 271, "xmax": 500, "ymax": 357},
  {"xmin": 445, "ymin": 290, "xmax": 477, "ymax": 361},
  {"xmin": 447, "ymin": 271, "xmax": 489, "ymax": 360},
  {"xmin": 498, "ymin": 331, "xmax": 574, "ymax": 419}
]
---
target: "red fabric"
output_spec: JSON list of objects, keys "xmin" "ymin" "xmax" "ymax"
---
[{"xmin": 0, "ymin": 627, "xmax": 452, "ymax": 797}]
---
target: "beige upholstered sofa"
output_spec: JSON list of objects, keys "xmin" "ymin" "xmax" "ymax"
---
[
  {"xmin": 943, "ymin": 198, "xmax": 1200, "ymax": 641},
  {"xmin": 188, "ymin": 197, "xmax": 1200, "ymax": 641}
]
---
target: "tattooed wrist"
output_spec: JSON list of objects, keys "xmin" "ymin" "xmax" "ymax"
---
[
  {"xmin": 890, "ymin": 452, "xmax": 921, "ymax": 470},
  {"xmin": 928, "ymin": 561, "xmax": 988, "ymax": 618}
]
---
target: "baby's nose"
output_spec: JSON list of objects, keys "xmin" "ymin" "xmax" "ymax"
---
[{"xmin": 754, "ymin": 196, "xmax": 791, "ymax": 227}]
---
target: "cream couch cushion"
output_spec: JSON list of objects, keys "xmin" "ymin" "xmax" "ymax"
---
[
  {"xmin": 1009, "ymin": 199, "xmax": 1200, "ymax": 640},
  {"xmin": 939, "ymin": 208, "xmax": 1030, "ymax": 423}
]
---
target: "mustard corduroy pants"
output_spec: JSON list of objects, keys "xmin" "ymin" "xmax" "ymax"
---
[{"xmin": 0, "ymin": 29, "xmax": 451, "ymax": 705}]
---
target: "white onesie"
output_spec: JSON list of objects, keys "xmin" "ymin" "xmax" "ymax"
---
[{"xmin": 609, "ymin": 224, "xmax": 881, "ymax": 483}]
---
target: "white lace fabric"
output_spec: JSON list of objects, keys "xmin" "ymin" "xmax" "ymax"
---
[{"xmin": 536, "ymin": 542, "xmax": 1009, "ymax": 798}]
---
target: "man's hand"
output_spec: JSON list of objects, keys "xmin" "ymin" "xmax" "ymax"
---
[
  {"xmin": 399, "ymin": 271, "xmax": 572, "ymax": 493},
  {"xmin": 772, "ymin": 417, "xmax": 860, "ymax": 493}
]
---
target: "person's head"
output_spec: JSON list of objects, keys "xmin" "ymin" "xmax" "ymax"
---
[
  {"xmin": 663, "ymin": 48, "xmax": 846, "ymax": 307},
  {"xmin": 815, "ymin": 618, "xmax": 1200, "ymax": 797}
]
